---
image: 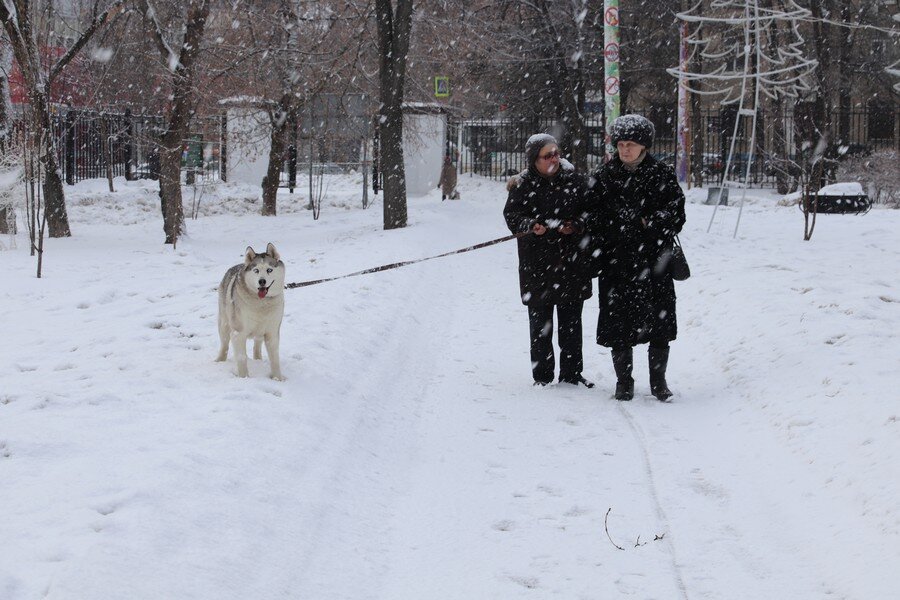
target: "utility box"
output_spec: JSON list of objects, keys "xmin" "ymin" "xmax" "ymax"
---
[
  {"xmin": 402, "ymin": 103, "xmax": 448, "ymax": 196},
  {"xmin": 706, "ymin": 187, "xmax": 729, "ymax": 205}
]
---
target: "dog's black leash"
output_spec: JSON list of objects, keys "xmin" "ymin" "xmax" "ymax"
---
[{"xmin": 285, "ymin": 231, "xmax": 529, "ymax": 289}]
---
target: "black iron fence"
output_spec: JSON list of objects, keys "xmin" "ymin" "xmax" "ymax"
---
[
  {"xmin": 28, "ymin": 106, "xmax": 226, "ymax": 185},
  {"xmin": 451, "ymin": 107, "xmax": 899, "ymax": 187},
  {"xmin": 278, "ymin": 95, "xmax": 374, "ymax": 190},
  {"xmin": 13, "ymin": 104, "xmax": 893, "ymax": 190}
]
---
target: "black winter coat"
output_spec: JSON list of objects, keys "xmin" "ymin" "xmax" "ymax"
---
[
  {"xmin": 504, "ymin": 168, "xmax": 593, "ymax": 306},
  {"xmin": 588, "ymin": 153, "xmax": 686, "ymax": 348}
]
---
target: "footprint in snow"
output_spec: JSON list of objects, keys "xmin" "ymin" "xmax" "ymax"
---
[
  {"xmin": 508, "ymin": 575, "xmax": 539, "ymax": 589},
  {"xmin": 537, "ymin": 485, "xmax": 561, "ymax": 497},
  {"xmin": 492, "ymin": 519, "xmax": 515, "ymax": 532},
  {"xmin": 563, "ymin": 505, "xmax": 591, "ymax": 517}
]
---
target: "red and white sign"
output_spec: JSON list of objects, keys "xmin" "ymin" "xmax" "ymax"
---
[
  {"xmin": 605, "ymin": 7, "xmax": 619, "ymax": 26},
  {"xmin": 605, "ymin": 76, "xmax": 620, "ymax": 96},
  {"xmin": 604, "ymin": 42, "xmax": 619, "ymax": 63}
]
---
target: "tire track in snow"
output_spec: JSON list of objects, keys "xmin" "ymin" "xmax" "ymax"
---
[
  {"xmin": 273, "ymin": 256, "xmax": 457, "ymax": 598},
  {"xmin": 617, "ymin": 402, "xmax": 691, "ymax": 600}
]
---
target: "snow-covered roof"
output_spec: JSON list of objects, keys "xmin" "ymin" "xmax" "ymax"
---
[
  {"xmin": 218, "ymin": 96, "xmax": 276, "ymax": 109},
  {"xmin": 402, "ymin": 102, "xmax": 450, "ymax": 115}
]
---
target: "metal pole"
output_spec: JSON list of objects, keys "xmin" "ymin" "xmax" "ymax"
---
[
  {"xmin": 288, "ymin": 111, "xmax": 297, "ymax": 194},
  {"xmin": 64, "ymin": 106, "xmax": 75, "ymax": 185},
  {"xmin": 603, "ymin": 0, "xmax": 621, "ymax": 160},
  {"xmin": 676, "ymin": 20, "xmax": 690, "ymax": 185}
]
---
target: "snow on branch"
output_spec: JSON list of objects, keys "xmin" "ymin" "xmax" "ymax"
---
[{"xmin": 139, "ymin": 0, "xmax": 181, "ymax": 72}]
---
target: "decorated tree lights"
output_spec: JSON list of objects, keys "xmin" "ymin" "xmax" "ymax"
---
[{"xmin": 668, "ymin": 0, "xmax": 817, "ymax": 237}]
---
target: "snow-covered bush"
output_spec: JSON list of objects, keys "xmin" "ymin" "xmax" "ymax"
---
[{"xmin": 837, "ymin": 150, "xmax": 900, "ymax": 208}]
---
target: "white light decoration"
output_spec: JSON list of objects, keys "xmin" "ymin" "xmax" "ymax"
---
[{"xmin": 668, "ymin": 0, "xmax": 818, "ymax": 237}]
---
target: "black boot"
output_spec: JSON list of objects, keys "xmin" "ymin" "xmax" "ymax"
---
[
  {"xmin": 611, "ymin": 348, "xmax": 634, "ymax": 401},
  {"xmin": 560, "ymin": 374, "xmax": 595, "ymax": 388},
  {"xmin": 649, "ymin": 346, "xmax": 673, "ymax": 401}
]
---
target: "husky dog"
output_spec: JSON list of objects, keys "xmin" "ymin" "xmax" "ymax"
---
[{"xmin": 216, "ymin": 243, "xmax": 285, "ymax": 380}]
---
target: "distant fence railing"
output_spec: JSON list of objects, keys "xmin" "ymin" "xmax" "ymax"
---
[
  {"xmin": 7, "ymin": 105, "xmax": 225, "ymax": 186},
  {"xmin": 450, "ymin": 107, "xmax": 899, "ymax": 187}
]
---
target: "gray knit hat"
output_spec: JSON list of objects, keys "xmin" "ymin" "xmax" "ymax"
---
[
  {"xmin": 524, "ymin": 133, "xmax": 558, "ymax": 168},
  {"xmin": 609, "ymin": 114, "xmax": 655, "ymax": 148}
]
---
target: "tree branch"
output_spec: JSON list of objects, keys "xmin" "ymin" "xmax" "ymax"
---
[
  {"xmin": 138, "ymin": 0, "xmax": 178, "ymax": 70},
  {"xmin": 49, "ymin": 0, "xmax": 127, "ymax": 84}
]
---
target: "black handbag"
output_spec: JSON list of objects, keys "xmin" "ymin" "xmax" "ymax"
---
[{"xmin": 669, "ymin": 235, "xmax": 690, "ymax": 281}]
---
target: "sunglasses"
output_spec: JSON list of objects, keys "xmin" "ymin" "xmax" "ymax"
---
[{"xmin": 538, "ymin": 150, "xmax": 560, "ymax": 160}]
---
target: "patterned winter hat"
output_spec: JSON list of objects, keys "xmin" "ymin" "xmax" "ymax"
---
[{"xmin": 609, "ymin": 114, "xmax": 655, "ymax": 149}]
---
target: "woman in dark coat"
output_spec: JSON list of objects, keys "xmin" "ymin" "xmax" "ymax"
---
[
  {"xmin": 588, "ymin": 115, "xmax": 686, "ymax": 401},
  {"xmin": 504, "ymin": 134, "xmax": 594, "ymax": 387}
]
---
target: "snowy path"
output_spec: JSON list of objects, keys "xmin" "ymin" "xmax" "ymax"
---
[{"xmin": 2, "ymin": 177, "xmax": 899, "ymax": 599}]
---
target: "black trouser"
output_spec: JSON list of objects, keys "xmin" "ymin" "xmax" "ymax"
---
[
  {"xmin": 611, "ymin": 338, "xmax": 670, "ymax": 353},
  {"xmin": 528, "ymin": 301, "xmax": 584, "ymax": 383}
]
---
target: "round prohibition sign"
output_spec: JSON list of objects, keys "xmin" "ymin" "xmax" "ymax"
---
[
  {"xmin": 605, "ymin": 76, "xmax": 620, "ymax": 96},
  {"xmin": 605, "ymin": 7, "xmax": 619, "ymax": 26},
  {"xmin": 604, "ymin": 42, "xmax": 620, "ymax": 63}
]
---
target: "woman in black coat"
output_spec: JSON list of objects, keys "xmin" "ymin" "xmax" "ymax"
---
[
  {"xmin": 588, "ymin": 115, "xmax": 686, "ymax": 401},
  {"xmin": 504, "ymin": 134, "xmax": 594, "ymax": 387}
]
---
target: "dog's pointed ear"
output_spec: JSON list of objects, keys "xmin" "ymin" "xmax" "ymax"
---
[
  {"xmin": 244, "ymin": 246, "xmax": 256, "ymax": 264},
  {"xmin": 266, "ymin": 242, "xmax": 280, "ymax": 261}
]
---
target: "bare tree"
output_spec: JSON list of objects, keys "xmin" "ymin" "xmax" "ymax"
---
[
  {"xmin": 450, "ymin": 1, "xmax": 597, "ymax": 172},
  {"xmin": 0, "ymin": 0, "xmax": 125, "ymax": 238},
  {"xmin": 255, "ymin": 0, "xmax": 366, "ymax": 217},
  {"xmin": 138, "ymin": 0, "xmax": 211, "ymax": 245}
]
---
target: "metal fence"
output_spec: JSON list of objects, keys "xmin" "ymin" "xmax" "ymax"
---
[
  {"xmin": 451, "ymin": 107, "xmax": 899, "ymax": 187},
  {"xmin": 33, "ymin": 107, "xmax": 226, "ymax": 185},
  {"xmin": 15, "ymin": 104, "xmax": 893, "ymax": 190},
  {"xmin": 278, "ymin": 94, "xmax": 374, "ymax": 190}
]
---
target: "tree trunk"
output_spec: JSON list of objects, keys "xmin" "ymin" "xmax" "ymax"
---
[
  {"xmin": 378, "ymin": 105, "xmax": 407, "ymax": 229},
  {"xmin": 836, "ymin": 2, "xmax": 859, "ymax": 146},
  {"xmin": 809, "ymin": 1, "xmax": 834, "ymax": 159},
  {"xmin": 0, "ymin": 40, "xmax": 11, "ymax": 151},
  {"xmin": 158, "ymin": 140, "xmax": 184, "ymax": 245},
  {"xmin": 262, "ymin": 107, "xmax": 290, "ymax": 216},
  {"xmin": 35, "ymin": 94, "xmax": 70, "ymax": 238},
  {"xmin": 141, "ymin": 0, "xmax": 210, "ymax": 244},
  {"xmin": 376, "ymin": 0, "xmax": 413, "ymax": 230}
]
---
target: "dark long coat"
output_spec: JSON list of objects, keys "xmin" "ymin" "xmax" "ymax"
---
[
  {"xmin": 588, "ymin": 153, "xmax": 686, "ymax": 348},
  {"xmin": 503, "ymin": 168, "xmax": 593, "ymax": 306}
]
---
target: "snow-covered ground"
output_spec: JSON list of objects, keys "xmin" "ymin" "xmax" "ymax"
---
[{"xmin": 1, "ymin": 174, "xmax": 898, "ymax": 599}]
